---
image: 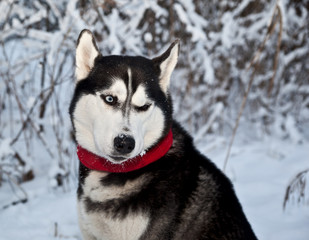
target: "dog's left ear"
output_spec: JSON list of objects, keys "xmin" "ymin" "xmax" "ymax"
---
[
  {"xmin": 152, "ymin": 40, "xmax": 180, "ymax": 94},
  {"xmin": 75, "ymin": 29, "xmax": 100, "ymax": 82}
]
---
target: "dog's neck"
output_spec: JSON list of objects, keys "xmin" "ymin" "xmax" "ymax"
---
[{"xmin": 77, "ymin": 130, "xmax": 173, "ymax": 173}]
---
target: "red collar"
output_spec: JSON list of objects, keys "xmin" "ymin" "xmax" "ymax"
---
[{"xmin": 77, "ymin": 130, "xmax": 173, "ymax": 173}]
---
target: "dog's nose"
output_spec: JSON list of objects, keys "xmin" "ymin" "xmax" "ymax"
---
[{"xmin": 114, "ymin": 134, "xmax": 135, "ymax": 154}]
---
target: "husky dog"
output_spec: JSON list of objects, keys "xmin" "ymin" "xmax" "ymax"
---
[{"xmin": 69, "ymin": 29, "xmax": 258, "ymax": 240}]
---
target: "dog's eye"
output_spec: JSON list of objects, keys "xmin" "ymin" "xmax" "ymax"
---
[
  {"xmin": 101, "ymin": 95, "xmax": 118, "ymax": 105},
  {"xmin": 135, "ymin": 103, "xmax": 151, "ymax": 112}
]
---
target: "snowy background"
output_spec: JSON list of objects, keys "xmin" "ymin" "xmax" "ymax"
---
[{"xmin": 0, "ymin": 0, "xmax": 308, "ymax": 239}]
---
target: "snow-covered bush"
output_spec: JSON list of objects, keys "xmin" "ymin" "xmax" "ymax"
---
[
  {"xmin": 0, "ymin": 0, "xmax": 80, "ymax": 188},
  {"xmin": 0, "ymin": 0, "xmax": 308, "ymax": 203}
]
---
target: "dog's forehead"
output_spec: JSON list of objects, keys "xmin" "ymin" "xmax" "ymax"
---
[
  {"xmin": 94, "ymin": 56, "xmax": 157, "ymax": 84},
  {"xmin": 92, "ymin": 55, "xmax": 159, "ymax": 100}
]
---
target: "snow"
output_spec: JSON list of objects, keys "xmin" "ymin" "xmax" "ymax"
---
[
  {"xmin": 1, "ymin": 136, "xmax": 308, "ymax": 240},
  {"xmin": 0, "ymin": 180, "xmax": 80, "ymax": 240},
  {"xmin": 174, "ymin": 2, "xmax": 207, "ymax": 42},
  {"xmin": 144, "ymin": 32, "xmax": 153, "ymax": 43},
  {"xmin": 199, "ymin": 136, "xmax": 309, "ymax": 240},
  {"xmin": 0, "ymin": 139, "xmax": 14, "ymax": 159},
  {"xmin": 0, "ymin": 0, "xmax": 308, "ymax": 239},
  {"xmin": 139, "ymin": 150, "xmax": 147, "ymax": 157},
  {"xmin": 195, "ymin": 102, "xmax": 224, "ymax": 141}
]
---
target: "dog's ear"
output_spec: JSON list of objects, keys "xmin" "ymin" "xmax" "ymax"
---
[
  {"xmin": 152, "ymin": 40, "xmax": 180, "ymax": 94},
  {"xmin": 75, "ymin": 29, "xmax": 100, "ymax": 82}
]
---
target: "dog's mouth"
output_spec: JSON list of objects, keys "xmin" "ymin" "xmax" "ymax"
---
[
  {"xmin": 107, "ymin": 150, "xmax": 145, "ymax": 163},
  {"xmin": 108, "ymin": 155, "xmax": 126, "ymax": 162}
]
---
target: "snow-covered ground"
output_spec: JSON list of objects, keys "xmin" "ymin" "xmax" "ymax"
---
[
  {"xmin": 200, "ymin": 136, "xmax": 309, "ymax": 240},
  {"xmin": 1, "ymin": 135, "xmax": 308, "ymax": 240}
]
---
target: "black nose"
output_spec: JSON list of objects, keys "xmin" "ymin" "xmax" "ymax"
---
[{"xmin": 114, "ymin": 134, "xmax": 135, "ymax": 154}]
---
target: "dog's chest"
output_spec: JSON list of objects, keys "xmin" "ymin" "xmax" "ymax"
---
[{"xmin": 78, "ymin": 171, "xmax": 149, "ymax": 240}]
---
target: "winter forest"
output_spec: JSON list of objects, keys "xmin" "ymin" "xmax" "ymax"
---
[{"xmin": 0, "ymin": 0, "xmax": 308, "ymax": 239}]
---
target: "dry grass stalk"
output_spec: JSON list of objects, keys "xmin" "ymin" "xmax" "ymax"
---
[
  {"xmin": 268, "ymin": 4, "xmax": 283, "ymax": 96},
  {"xmin": 223, "ymin": 1, "xmax": 283, "ymax": 171},
  {"xmin": 283, "ymin": 168, "xmax": 309, "ymax": 210}
]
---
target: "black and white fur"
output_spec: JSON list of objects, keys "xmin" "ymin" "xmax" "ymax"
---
[{"xmin": 69, "ymin": 29, "xmax": 258, "ymax": 240}]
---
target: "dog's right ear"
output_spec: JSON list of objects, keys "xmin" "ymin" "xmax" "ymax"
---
[{"xmin": 75, "ymin": 29, "xmax": 100, "ymax": 82}]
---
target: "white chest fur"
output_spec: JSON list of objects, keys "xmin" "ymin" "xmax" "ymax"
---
[{"xmin": 78, "ymin": 171, "xmax": 149, "ymax": 240}]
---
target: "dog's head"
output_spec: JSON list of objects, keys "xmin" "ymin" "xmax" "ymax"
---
[{"xmin": 69, "ymin": 30, "xmax": 179, "ymax": 163}]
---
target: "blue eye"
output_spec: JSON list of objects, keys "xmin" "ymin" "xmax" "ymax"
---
[
  {"xmin": 106, "ymin": 96, "xmax": 114, "ymax": 103},
  {"xmin": 101, "ymin": 95, "xmax": 117, "ymax": 105}
]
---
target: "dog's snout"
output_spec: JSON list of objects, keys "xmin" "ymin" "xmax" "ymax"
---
[{"xmin": 114, "ymin": 135, "xmax": 135, "ymax": 154}]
